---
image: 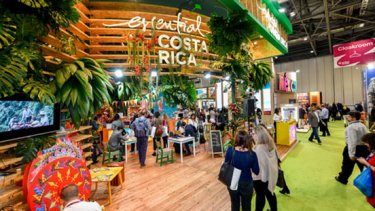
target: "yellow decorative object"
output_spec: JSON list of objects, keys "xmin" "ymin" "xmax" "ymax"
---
[{"xmin": 276, "ymin": 120, "xmax": 297, "ymax": 146}]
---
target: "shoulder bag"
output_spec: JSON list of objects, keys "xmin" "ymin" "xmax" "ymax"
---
[
  {"xmin": 353, "ymin": 167, "xmax": 373, "ymax": 197},
  {"xmin": 218, "ymin": 148, "xmax": 242, "ymax": 190}
]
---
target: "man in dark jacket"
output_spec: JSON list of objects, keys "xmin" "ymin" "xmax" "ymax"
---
[
  {"xmin": 183, "ymin": 123, "xmax": 196, "ymax": 155},
  {"xmin": 308, "ymin": 103, "xmax": 321, "ymax": 144}
]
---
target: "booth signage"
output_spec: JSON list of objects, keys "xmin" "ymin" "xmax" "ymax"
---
[
  {"xmin": 261, "ymin": 7, "xmax": 288, "ymax": 48},
  {"xmin": 333, "ymin": 38, "xmax": 375, "ymax": 68},
  {"xmin": 103, "ymin": 13, "xmax": 209, "ymax": 66}
]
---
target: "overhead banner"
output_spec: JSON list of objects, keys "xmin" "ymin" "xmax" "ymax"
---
[{"xmin": 333, "ymin": 38, "xmax": 375, "ymax": 68}]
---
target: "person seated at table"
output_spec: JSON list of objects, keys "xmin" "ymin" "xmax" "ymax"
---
[
  {"xmin": 108, "ymin": 127, "xmax": 129, "ymax": 160},
  {"xmin": 175, "ymin": 122, "xmax": 195, "ymax": 155},
  {"xmin": 112, "ymin": 113, "xmax": 124, "ymax": 131},
  {"xmin": 60, "ymin": 184, "xmax": 101, "ymax": 211}
]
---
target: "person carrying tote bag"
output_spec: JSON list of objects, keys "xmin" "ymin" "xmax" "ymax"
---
[
  {"xmin": 357, "ymin": 133, "xmax": 375, "ymax": 208},
  {"xmin": 223, "ymin": 130, "xmax": 259, "ymax": 211}
]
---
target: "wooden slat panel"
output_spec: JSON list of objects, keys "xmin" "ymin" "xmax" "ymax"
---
[
  {"xmin": 87, "ymin": 2, "xmax": 211, "ymax": 22},
  {"xmin": 75, "ymin": 2, "xmax": 91, "ymax": 16},
  {"xmin": 41, "ymin": 45, "xmax": 77, "ymax": 63},
  {"xmin": 89, "ymin": 27, "xmax": 209, "ymax": 40},
  {"xmin": 73, "ymin": 20, "xmax": 90, "ymax": 33},
  {"xmin": 88, "ymin": 17, "xmax": 210, "ymax": 32},
  {"xmin": 69, "ymin": 25, "xmax": 89, "ymax": 40},
  {"xmin": 0, "ymin": 143, "xmax": 17, "ymax": 153},
  {"xmin": 0, "ymin": 157, "xmax": 23, "ymax": 169}
]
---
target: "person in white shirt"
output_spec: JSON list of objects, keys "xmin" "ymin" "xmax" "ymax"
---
[
  {"xmin": 319, "ymin": 104, "xmax": 331, "ymax": 136},
  {"xmin": 61, "ymin": 184, "xmax": 101, "ymax": 211},
  {"xmin": 335, "ymin": 111, "xmax": 370, "ymax": 185}
]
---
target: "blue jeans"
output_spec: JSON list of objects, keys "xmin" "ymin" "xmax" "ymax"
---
[
  {"xmin": 309, "ymin": 127, "xmax": 321, "ymax": 143},
  {"xmin": 137, "ymin": 137, "xmax": 148, "ymax": 165}
]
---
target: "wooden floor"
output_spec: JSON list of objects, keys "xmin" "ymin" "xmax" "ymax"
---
[{"xmin": 92, "ymin": 142, "xmax": 297, "ymax": 210}]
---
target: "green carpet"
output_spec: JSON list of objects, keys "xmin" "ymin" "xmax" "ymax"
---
[{"xmin": 262, "ymin": 121, "xmax": 373, "ymax": 211}]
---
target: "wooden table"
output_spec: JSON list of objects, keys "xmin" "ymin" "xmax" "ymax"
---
[
  {"xmin": 90, "ymin": 167, "xmax": 124, "ymax": 205},
  {"xmin": 168, "ymin": 136, "xmax": 195, "ymax": 163}
]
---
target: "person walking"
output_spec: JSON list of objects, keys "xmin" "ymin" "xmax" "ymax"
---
[
  {"xmin": 225, "ymin": 130, "xmax": 259, "ymax": 211},
  {"xmin": 252, "ymin": 126, "xmax": 279, "ymax": 211},
  {"xmin": 335, "ymin": 111, "xmax": 370, "ymax": 184},
  {"xmin": 357, "ymin": 133, "xmax": 375, "ymax": 208},
  {"xmin": 319, "ymin": 104, "xmax": 330, "ymax": 136},
  {"xmin": 131, "ymin": 111, "xmax": 151, "ymax": 167},
  {"xmin": 308, "ymin": 103, "xmax": 322, "ymax": 144}
]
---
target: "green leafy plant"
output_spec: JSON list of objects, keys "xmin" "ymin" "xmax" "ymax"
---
[
  {"xmin": 159, "ymin": 75, "xmax": 197, "ymax": 107},
  {"xmin": 10, "ymin": 134, "xmax": 54, "ymax": 163},
  {"xmin": 55, "ymin": 58, "xmax": 113, "ymax": 128},
  {"xmin": 248, "ymin": 61, "xmax": 273, "ymax": 91}
]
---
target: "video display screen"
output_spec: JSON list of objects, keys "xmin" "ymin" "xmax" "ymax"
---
[{"xmin": 0, "ymin": 101, "xmax": 54, "ymax": 133}]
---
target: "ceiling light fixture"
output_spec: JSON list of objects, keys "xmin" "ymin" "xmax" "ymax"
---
[
  {"xmin": 296, "ymin": 69, "xmax": 300, "ymax": 73},
  {"xmin": 290, "ymin": 11, "xmax": 296, "ymax": 17},
  {"xmin": 151, "ymin": 70, "xmax": 158, "ymax": 77},
  {"xmin": 359, "ymin": 23, "xmax": 365, "ymax": 28},
  {"xmin": 114, "ymin": 69, "xmax": 123, "ymax": 78},
  {"xmin": 303, "ymin": 37, "xmax": 308, "ymax": 41},
  {"xmin": 278, "ymin": 8, "xmax": 286, "ymax": 13},
  {"xmin": 310, "ymin": 50, "xmax": 314, "ymax": 54}
]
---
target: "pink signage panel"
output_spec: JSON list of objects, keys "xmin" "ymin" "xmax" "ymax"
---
[{"xmin": 333, "ymin": 38, "xmax": 375, "ymax": 68}]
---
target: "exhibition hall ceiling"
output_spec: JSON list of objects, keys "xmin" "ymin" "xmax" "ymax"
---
[{"xmin": 276, "ymin": 0, "xmax": 375, "ymax": 63}]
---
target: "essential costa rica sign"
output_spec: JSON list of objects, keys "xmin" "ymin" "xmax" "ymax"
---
[
  {"xmin": 333, "ymin": 38, "xmax": 375, "ymax": 68},
  {"xmin": 103, "ymin": 13, "xmax": 209, "ymax": 67}
]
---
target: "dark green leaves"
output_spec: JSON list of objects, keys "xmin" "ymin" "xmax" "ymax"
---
[
  {"xmin": 55, "ymin": 58, "xmax": 114, "ymax": 128},
  {"xmin": 18, "ymin": 0, "xmax": 49, "ymax": 8},
  {"xmin": 0, "ymin": 17, "xmax": 16, "ymax": 49}
]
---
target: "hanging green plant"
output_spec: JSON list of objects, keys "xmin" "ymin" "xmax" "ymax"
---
[
  {"xmin": 248, "ymin": 61, "xmax": 273, "ymax": 91},
  {"xmin": 159, "ymin": 75, "xmax": 197, "ymax": 108}
]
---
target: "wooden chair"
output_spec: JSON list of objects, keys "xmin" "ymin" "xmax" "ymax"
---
[
  {"xmin": 102, "ymin": 143, "xmax": 121, "ymax": 164},
  {"xmin": 155, "ymin": 141, "xmax": 174, "ymax": 166}
]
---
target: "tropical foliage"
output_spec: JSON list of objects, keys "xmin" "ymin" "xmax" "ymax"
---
[
  {"xmin": 159, "ymin": 75, "xmax": 197, "ymax": 107},
  {"xmin": 208, "ymin": 10, "xmax": 273, "ymax": 100},
  {"xmin": 55, "ymin": 58, "xmax": 113, "ymax": 128},
  {"xmin": 0, "ymin": 0, "xmax": 81, "ymax": 102},
  {"xmin": 10, "ymin": 134, "xmax": 54, "ymax": 163}
]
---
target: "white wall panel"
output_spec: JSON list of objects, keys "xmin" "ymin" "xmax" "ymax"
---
[
  {"xmin": 334, "ymin": 68, "xmax": 344, "ymax": 103},
  {"xmin": 275, "ymin": 55, "xmax": 363, "ymax": 106},
  {"xmin": 308, "ymin": 58, "xmax": 318, "ymax": 91},
  {"xmin": 323, "ymin": 56, "xmax": 334, "ymax": 103},
  {"xmin": 342, "ymin": 67, "xmax": 353, "ymax": 105}
]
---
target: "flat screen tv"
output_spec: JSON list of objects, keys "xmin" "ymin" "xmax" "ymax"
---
[{"xmin": 0, "ymin": 98, "xmax": 60, "ymax": 142}]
